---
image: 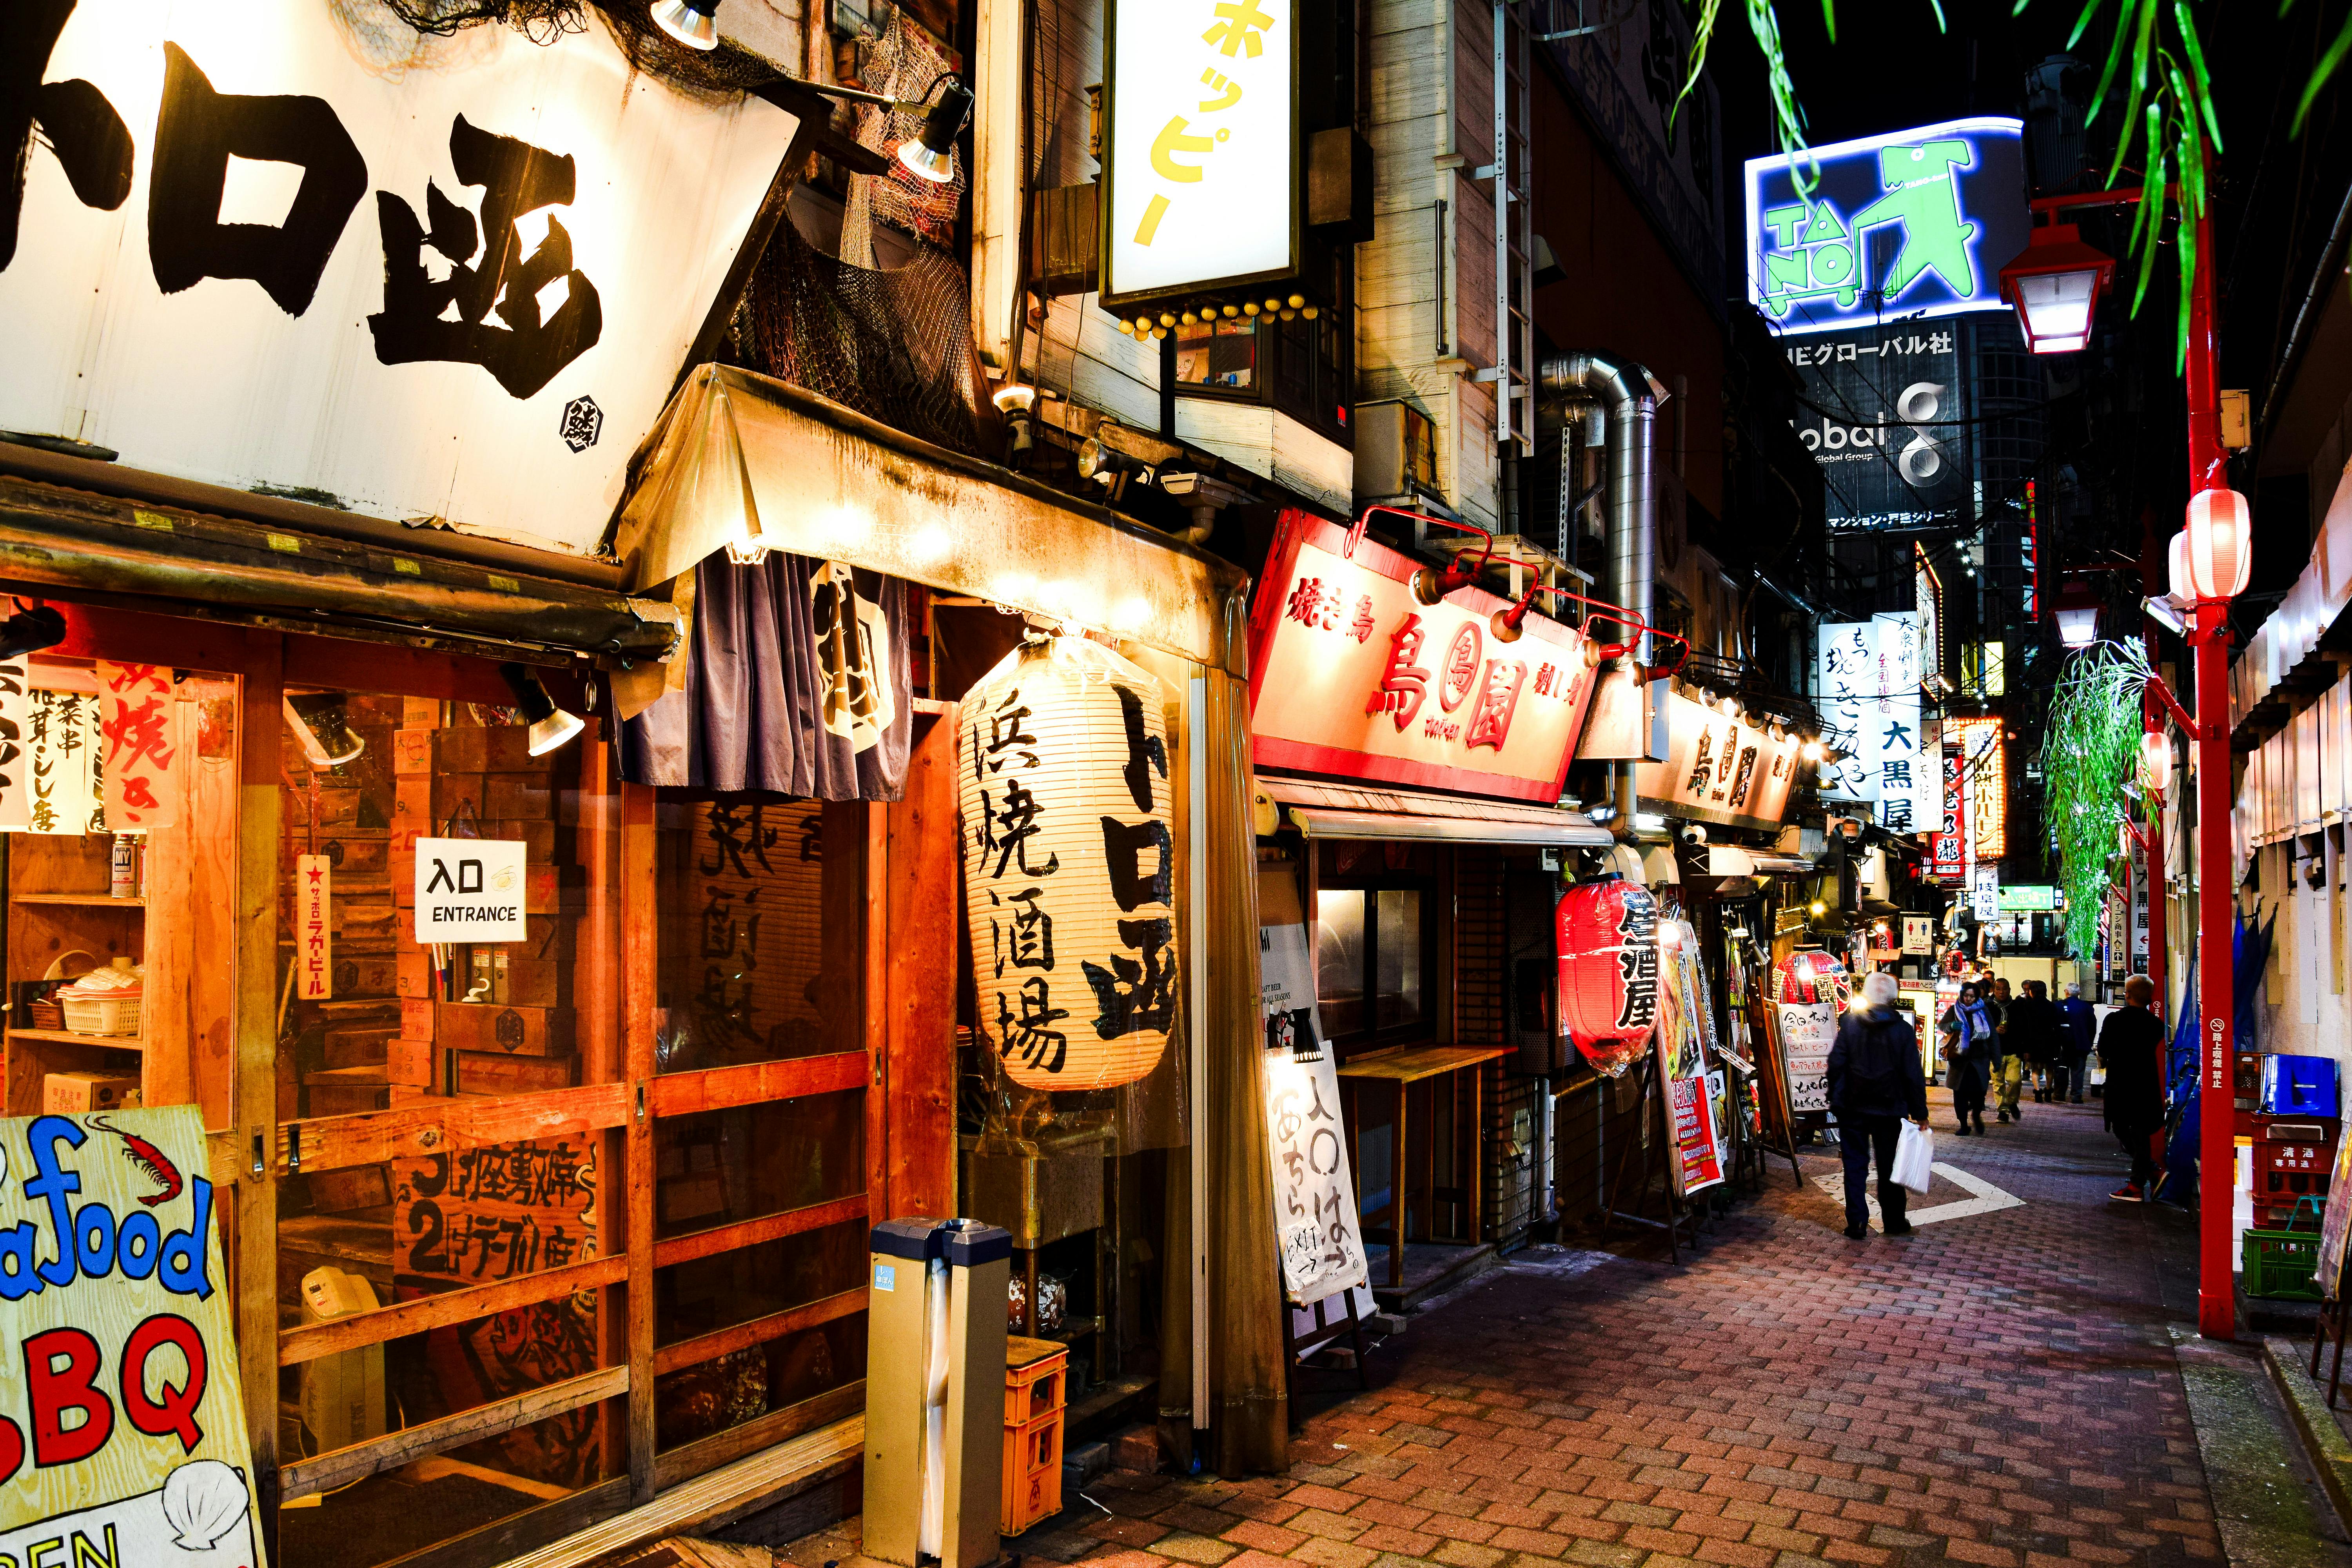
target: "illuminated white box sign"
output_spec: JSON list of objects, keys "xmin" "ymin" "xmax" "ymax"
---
[
  {"xmin": 1101, "ymin": 0, "xmax": 1298, "ymax": 310},
  {"xmin": 414, "ymin": 837, "xmax": 527, "ymax": 944},
  {"xmin": 0, "ymin": 3, "xmax": 797, "ymax": 559}
]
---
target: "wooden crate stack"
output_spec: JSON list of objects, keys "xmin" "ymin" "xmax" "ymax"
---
[{"xmin": 388, "ymin": 704, "xmax": 581, "ymax": 1104}]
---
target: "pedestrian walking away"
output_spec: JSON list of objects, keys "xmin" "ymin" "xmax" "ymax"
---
[
  {"xmin": 2010, "ymin": 979, "xmax": 2062, "ymax": 1102},
  {"xmin": 1988, "ymin": 975, "xmax": 2028, "ymax": 1121},
  {"xmin": 1828, "ymin": 971, "xmax": 1931, "ymax": 1239},
  {"xmin": 2098, "ymin": 973, "xmax": 2169, "ymax": 1201},
  {"xmin": 1938, "ymin": 980, "xmax": 1994, "ymax": 1134},
  {"xmin": 2056, "ymin": 979, "xmax": 2097, "ymax": 1103}
]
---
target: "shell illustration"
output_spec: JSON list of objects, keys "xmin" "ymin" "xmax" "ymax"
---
[{"xmin": 162, "ymin": 1459, "xmax": 249, "ymax": 1550}]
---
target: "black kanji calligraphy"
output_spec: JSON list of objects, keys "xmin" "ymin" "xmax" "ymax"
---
[
  {"xmin": 1081, "ymin": 916, "xmax": 1178, "ymax": 1039},
  {"xmin": 1, "ymin": 2, "xmax": 133, "ymax": 272},
  {"xmin": 1099, "ymin": 815, "xmax": 1171, "ymax": 911},
  {"xmin": 1114, "ymin": 684, "xmax": 1166, "ymax": 812}
]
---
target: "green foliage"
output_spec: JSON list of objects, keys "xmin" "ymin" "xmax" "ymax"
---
[
  {"xmin": 1675, "ymin": 0, "xmax": 2324, "ymax": 370},
  {"xmin": 2043, "ymin": 642, "xmax": 2155, "ymax": 957}
]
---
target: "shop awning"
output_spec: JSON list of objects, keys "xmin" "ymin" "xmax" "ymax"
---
[
  {"xmin": 1259, "ymin": 777, "xmax": 1613, "ymax": 848},
  {"xmin": 611, "ymin": 367, "xmax": 1252, "ymax": 676},
  {"xmin": 1749, "ymin": 854, "xmax": 1817, "ymax": 876}
]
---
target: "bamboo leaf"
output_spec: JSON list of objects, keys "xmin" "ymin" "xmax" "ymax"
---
[
  {"xmin": 2173, "ymin": 0, "xmax": 2225, "ymax": 152},
  {"xmin": 2293, "ymin": 5, "xmax": 2352, "ymax": 136},
  {"xmin": 2087, "ymin": 0, "xmax": 2139, "ymax": 120},
  {"xmin": 1671, "ymin": 0, "xmax": 1725, "ymax": 131},
  {"xmin": 1821, "ymin": 0, "xmax": 1837, "ymax": 44},
  {"xmin": 2129, "ymin": 105, "xmax": 2167, "ymax": 315},
  {"xmin": 1927, "ymin": 0, "xmax": 1947, "ymax": 29},
  {"xmin": 2176, "ymin": 131, "xmax": 2197, "ymax": 372},
  {"xmin": 2173, "ymin": 64, "xmax": 2206, "ymax": 219},
  {"xmin": 2065, "ymin": 0, "xmax": 2108, "ymax": 48},
  {"xmin": 2104, "ymin": 0, "xmax": 2160, "ymax": 186}
]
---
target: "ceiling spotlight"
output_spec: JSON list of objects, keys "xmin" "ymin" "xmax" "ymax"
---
[
  {"xmin": 993, "ymin": 382, "xmax": 1037, "ymax": 465},
  {"xmin": 897, "ymin": 78, "xmax": 975, "ymax": 184},
  {"xmin": 500, "ymin": 663, "xmax": 586, "ymax": 757},
  {"xmin": 650, "ymin": 0, "xmax": 720, "ymax": 50},
  {"xmin": 1800, "ymin": 740, "xmax": 1826, "ymax": 763},
  {"xmin": 0, "ymin": 602, "xmax": 66, "ymax": 661},
  {"xmin": 283, "ymin": 693, "xmax": 365, "ymax": 769},
  {"xmin": 1077, "ymin": 436, "xmax": 1151, "ymax": 487}
]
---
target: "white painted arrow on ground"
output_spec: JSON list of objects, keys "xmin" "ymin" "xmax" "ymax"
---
[{"xmin": 1812, "ymin": 1161, "xmax": 2025, "ymax": 1232}]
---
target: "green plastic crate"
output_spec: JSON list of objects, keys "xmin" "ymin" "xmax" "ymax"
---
[{"xmin": 2244, "ymin": 1226, "xmax": 2323, "ymax": 1301}]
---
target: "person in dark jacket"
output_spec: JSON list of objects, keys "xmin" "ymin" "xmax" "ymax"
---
[
  {"xmin": 2009, "ymin": 981, "xmax": 2063, "ymax": 1103},
  {"xmin": 2098, "ymin": 974, "xmax": 2169, "ymax": 1200},
  {"xmin": 1939, "ymin": 981, "xmax": 1995, "ymax": 1134},
  {"xmin": 1829, "ymin": 971, "xmax": 1931, "ymax": 1238},
  {"xmin": 2056, "ymin": 982, "xmax": 2097, "ymax": 1103}
]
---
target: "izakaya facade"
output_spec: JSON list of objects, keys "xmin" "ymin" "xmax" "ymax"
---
[{"xmin": 0, "ymin": 2, "xmax": 1968, "ymax": 1567}]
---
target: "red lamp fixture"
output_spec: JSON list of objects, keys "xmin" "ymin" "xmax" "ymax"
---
[{"xmin": 1997, "ymin": 221, "xmax": 2117, "ymax": 354}]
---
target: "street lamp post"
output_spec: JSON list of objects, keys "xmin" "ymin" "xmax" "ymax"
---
[{"xmin": 2001, "ymin": 191, "xmax": 2240, "ymax": 1339}]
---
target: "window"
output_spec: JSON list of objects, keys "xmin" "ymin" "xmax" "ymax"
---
[
  {"xmin": 1169, "ymin": 250, "xmax": 1355, "ymax": 446},
  {"xmin": 1315, "ymin": 876, "xmax": 1432, "ymax": 1049}
]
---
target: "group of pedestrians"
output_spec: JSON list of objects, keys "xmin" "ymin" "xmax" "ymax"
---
[
  {"xmin": 1935, "ymin": 973, "xmax": 2098, "ymax": 1132},
  {"xmin": 1828, "ymin": 967, "xmax": 2178, "ymax": 1234}
]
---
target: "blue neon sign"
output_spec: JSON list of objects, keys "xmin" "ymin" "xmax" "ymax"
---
[{"xmin": 1744, "ymin": 117, "xmax": 2029, "ymax": 336}]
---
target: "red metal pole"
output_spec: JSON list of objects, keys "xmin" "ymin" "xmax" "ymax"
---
[
  {"xmin": 2141, "ymin": 507, "xmax": 2168, "ymax": 1038},
  {"xmin": 2184, "ymin": 201, "xmax": 2234, "ymax": 1341}
]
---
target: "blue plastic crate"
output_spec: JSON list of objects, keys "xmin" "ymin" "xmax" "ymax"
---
[{"xmin": 2262, "ymin": 1054, "xmax": 2341, "ymax": 1118}]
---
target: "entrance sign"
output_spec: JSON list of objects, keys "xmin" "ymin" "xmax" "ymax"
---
[
  {"xmin": 1634, "ymin": 685, "xmax": 1803, "ymax": 831},
  {"xmin": 1248, "ymin": 514, "xmax": 1602, "ymax": 803},
  {"xmin": 414, "ymin": 838, "xmax": 527, "ymax": 943},
  {"xmin": 1744, "ymin": 117, "xmax": 2028, "ymax": 335},
  {"xmin": 0, "ymin": 4, "xmax": 798, "ymax": 559},
  {"xmin": 0, "ymin": 1106, "xmax": 263, "ymax": 1568}
]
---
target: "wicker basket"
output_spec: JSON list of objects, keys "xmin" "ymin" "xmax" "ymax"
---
[
  {"xmin": 27, "ymin": 950, "xmax": 95, "ymax": 1032},
  {"xmin": 61, "ymin": 987, "xmax": 140, "ymax": 1039}
]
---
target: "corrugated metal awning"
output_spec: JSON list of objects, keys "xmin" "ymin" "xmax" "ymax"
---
[{"xmin": 1259, "ymin": 777, "xmax": 1613, "ymax": 848}]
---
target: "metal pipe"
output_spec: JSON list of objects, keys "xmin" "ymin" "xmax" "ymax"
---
[{"xmin": 1540, "ymin": 351, "xmax": 1669, "ymax": 826}]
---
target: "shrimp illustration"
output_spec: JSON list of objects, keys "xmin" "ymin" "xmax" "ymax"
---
[{"xmin": 84, "ymin": 1115, "xmax": 184, "ymax": 1207}]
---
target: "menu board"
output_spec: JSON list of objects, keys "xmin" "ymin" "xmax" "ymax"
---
[{"xmin": 1259, "ymin": 869, "xmax": 1368, "ymax": 1311}]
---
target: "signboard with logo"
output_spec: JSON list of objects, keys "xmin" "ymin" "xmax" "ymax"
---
[
  {"xmin": 414, "ymin": 837, "xmax": 528, "ymax": 944},
  {"xmin": 1869, "ymin": 612, "xmax": 1923, "ymax": 833},
  {"xmin": 1972, "ymin": 865, "xmax": 2000, "ymax": 922},
  {"xmin": 1788, "ymin": 325, "xmax": 1971, "ymax": 532},
  {"xmin": 1902, "ymin": 915, "xmax": 1935, "ymax": 954},
  {"xmin": 1997, "ymin": 884, "xmax": 2056, "ymax": 912},
  {"xmin": 0, "ymin": 1107, "xmax": 263, "ymax": 1568},
  {"xmin": 1946, "ymin": 716, "xmax": 2008, "ymax": 860},
  {"xmin": 1101, "ymin": 0, "xmax": 1298, "ymax": 311},
  {"xmin": 1633, "ymin": 687, "xmax": 1803, "ymax": 831},
  {"xmin": 0, "ymin": 4, "xmax": 799, "ymax": 560},
  {"xmin": 1744, "ymin": 116, "xmax": 2029, "ymax": 336},
  {"xmin": 1247, "ymin": 514, "xmax": 1602, "ymax": 802},
  {"xmin": 1933, "ymin": 739, "xmax": 1968, "ymax": 880}
]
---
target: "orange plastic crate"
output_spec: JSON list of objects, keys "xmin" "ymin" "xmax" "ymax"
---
[
  {"xmin": 1005, "ymin": 1336, "xmax": 1068, "ymax": 1425},
  {"xmin": 1001, "ymin": 1407, "xmax": 1066, "ymax": 1536}
]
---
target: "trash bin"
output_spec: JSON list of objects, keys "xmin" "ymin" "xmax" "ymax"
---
[{"xmin": 865, "ymin": 1217, "xmax": 1013, "ymax": 1568}]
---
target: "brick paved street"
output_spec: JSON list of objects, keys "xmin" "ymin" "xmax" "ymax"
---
[{"xmin": 1020, "ymin": 1088, "xmax": 2241, "ymax": 1568}]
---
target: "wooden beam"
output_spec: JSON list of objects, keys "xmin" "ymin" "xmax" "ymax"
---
[
  {"xmin": 284, "ymin": 637, "xmax": 523, "ymax": 706},
  {"xmin": 275, "ymin": 1082, "xmax": 629, "ymax": 1173},
  {"xmin": 281, "ymin": 1366, "xmax": 629, "ymax": 1501},
  {"xmin": 650, "ymin": 1286, "xmax": 869, "ymax": 1377},
  {"xmin": 233, "ymin": 628, "xmax": 284, "ymax": 1566},
  {"xmin": 368, "ymin": 1476, "xmax": 632, "ymax": 1568},
  {"xmin": 621, "ymin": 781, "xmax": 660, "ymax": 1505},
  {"xmin": 651, "ymin": 1380, "xmax": 865, "ymax": 1492},
  {"xmin": 649, "ymin": 1192, "xmax": 868, "ymax": 1270},
  {"xmin": 575, "ymin": 731, "xmax": 629, "ymax": 1486},
  {"xmin": 645, "ymin": 1051, "xmax": 866, "ymax": 1118},
  {"xmin": 278, "ymin": 1256, "xmax": 627, "ymax": 1366},
  {"xmin": 884, "ymin": 709, "xmax": 961, "ymax": 1218}
]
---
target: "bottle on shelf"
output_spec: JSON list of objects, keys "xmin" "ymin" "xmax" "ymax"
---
[{"xmin": 109, "ymin": 834, "xmax": 136, "ymax": 900}]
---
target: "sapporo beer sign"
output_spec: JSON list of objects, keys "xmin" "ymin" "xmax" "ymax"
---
[
  {"xmin": 1247, "ymin": 513, "xmax": 1602, "ymax": 803},
  {"xmin": 0, "ymin": 1107, "xmax": 264, "ymax": 1568},
  {"xmin": 1, "ymin": 3, "xmax": 798, "ymax": 559}
]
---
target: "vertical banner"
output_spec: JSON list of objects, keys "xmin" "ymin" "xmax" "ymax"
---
[
  {"xmin": 1816, "ymin": 622, "xmax": 1879, "ymax": 801},
  {"xmin": 1658, "ymin": 921, "xmax": 1727, "ymax": 1194},
  {"xmin": 296, "ymin": 854, "xmax": 333, "ymax": 1000},
  {"xmin": 1259, "ymin": 867, "xmax": 1367, "ymax": 1312},
  {"xmin": 1870, "ymin": 612, "xmax": 1922, "ymax": 833},
  {"xmin": 0, "ymin": 659, "xmax": 27, "ymax": 829},
  {"xmin": 1972, "ymin": 865, "xmax": 2000, "ymax": 922},
  {"xmin": 27, "ymin": 690, "xmax": 96, "ymax": 835},
  {"xmin": 1932, "ymin": 740, "xmax": 1968, "ymax": 880},
  {"xmin": 96, "ymin": 662, "xmax": 176, "ymax": 832},
  {"xmin": 0, "ymin": 1107, "xmax": 264, "ymax": 1568}
]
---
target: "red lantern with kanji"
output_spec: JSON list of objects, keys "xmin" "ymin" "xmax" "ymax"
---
[
  {"xmin": 1556, "ymin": 878, "xmax": 1661, "ymax": 1077},
  {"xmin": 1773, "ymin": 949, "xmax": 1850, "ymax": 1007}
]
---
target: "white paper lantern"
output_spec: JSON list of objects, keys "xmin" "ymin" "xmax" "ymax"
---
[
  {"xmin": 2167, "ymin": 528, "xmax": 2191, "ymax": 603},
  {"xmin": 2137, "ymin": 730, "xmax": 2171, "ymax": 797},
  {"xmin": 2182, "ymin": 488, "xmax": 2253, "ymax": 602},
  {"xmin": 960, "ymin": 637, "xmax": 1176, "ymax": 1091}
]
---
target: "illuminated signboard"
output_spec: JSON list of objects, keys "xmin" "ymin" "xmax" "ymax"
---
[
  {"xmin": 1946, "ymin": 715, "xmax": 2007, "ymax": 860},
  {"xmin": 1101, "ymin": 0, "xmax": 1299, "ymax": 311},
  {"xmin": 1932, "ymin": 739, "xmax": 1967, "ymax": 881},
  {"xmin": 1635, "ymin": 686, "xmax": 1803, "ymax": 832},
  {"xmin": 1744, "ymin": 116, "xmax": 2029, "ymax": 336},
  {"xmin": 0, "ymin": 2, "xmax": 799, "ymax": 559},
  {"xmin": 1915, "ymin": 544, "xmax": 1944, "ymax": 694},
  {"xmin": 1998, "ymin": 884, "xmax": 2056, "ymax": 912},
  {"xmin": 1869, "ymin": 612, "xmax": 1922, "ymax": 834},
  {"xmin": 1246, "ymin": 513, "xmax": 1601, "ymax": 803}
]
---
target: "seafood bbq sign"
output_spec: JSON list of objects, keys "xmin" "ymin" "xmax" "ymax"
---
[{"xmin": 0, "ymin": 1107, "xmax": 264, "ymax": 1568}]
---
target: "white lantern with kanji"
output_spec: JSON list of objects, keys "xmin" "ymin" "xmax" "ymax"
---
[{"xmin": 960, "ymin": 637, "xmax": 1177, "ymax": 1092}]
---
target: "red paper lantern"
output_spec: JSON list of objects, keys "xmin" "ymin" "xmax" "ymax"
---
[{"xmin": 1556, "ymin": 878, "xmax": 1661, "ymax": 1077}]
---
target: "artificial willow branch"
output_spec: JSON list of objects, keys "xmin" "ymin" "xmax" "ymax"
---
[{"xmin": 2043, "ymin": 640, "xmax": 2156, "ymax": 957}]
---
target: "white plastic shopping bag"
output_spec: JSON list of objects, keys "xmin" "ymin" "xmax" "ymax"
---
[{"xmin": 1891, "ymin": 1121, "xmax": 1935, "ymax": 1196}]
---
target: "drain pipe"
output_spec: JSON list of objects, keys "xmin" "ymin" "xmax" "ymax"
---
[{"xmin": 1540, "ymin": 352, "xmax": 1669, "ymax": 831}]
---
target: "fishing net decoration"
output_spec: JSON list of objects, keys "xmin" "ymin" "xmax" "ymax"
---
[
  {"xmin": 377, "ymin": 0, "xmax": 782, "ymax": 99},
  {"xmin": 839, "ymin": 6, "xmax": 967, "ymax": 263}
]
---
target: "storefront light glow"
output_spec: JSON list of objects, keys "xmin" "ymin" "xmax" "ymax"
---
[
  {"xmin": 650, "ymin": 0, "xmax": 719, "ymax": 48},
  {"xmin": 1996, "ymin": 223, "xmax": 2116, "ymax": 354}
]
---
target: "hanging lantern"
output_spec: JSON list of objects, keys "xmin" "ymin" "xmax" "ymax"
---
[
  {"xmin": 959, "ymin": 637, "xmax": 1176, "ymax": 1092},
  {"xmin": 1555, "ymin": 878, "xmax": 1661, "ymax": 1077},
  {"xmin": 2137, "ymin": 730, "xmax": 2171, "ymax": 797},
  {"xmin": 2181, "ymin": 488, "xmax": 2253, "ymax": 602},
  {"xmin": 1773, "ymin": 948, "xmax": 1849, "ymax": 1009}
]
